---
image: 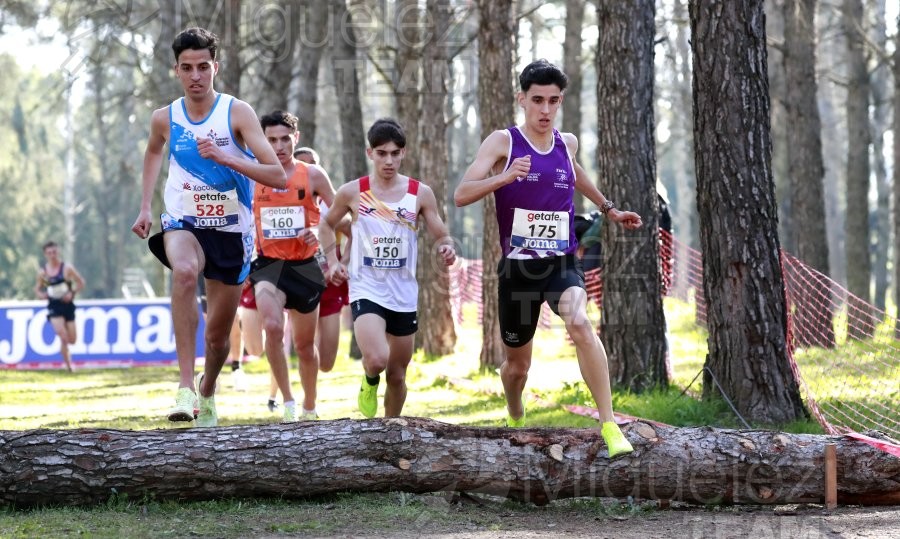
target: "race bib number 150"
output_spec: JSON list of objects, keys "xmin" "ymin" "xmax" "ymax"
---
[{"xmin": 363, "ymin": 236, "xmax": 407, "ymax": 269}]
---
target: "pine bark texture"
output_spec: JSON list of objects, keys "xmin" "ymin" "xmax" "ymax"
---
[
  {"xmin": 782, "ymin": 0, "xmax": 834, "ymax": 348},
  {"xmin": 842, "ymin": 0, "xmax": 872, "ymax": 332},
  {"xmin": 689, "ymin": 1, "xmax": 807, "ymax": 424},
  {"xmin": 415, "ymin": 0, "xmax": 457, "ymax": 356},
  {"xmin": 475, "ymin": 0, "xmax": 515, "ymax": 370},
  {"xmin": 596, "ymin": 1, "xmax": 667, "ymax": 392},
  {"xmin": 2, "ymin": 419, "xmax": 898, "ymax": 508}
]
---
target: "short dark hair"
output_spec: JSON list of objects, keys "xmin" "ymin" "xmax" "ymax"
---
[
  {"xmin": 519, "ymin": 59, "xmax": 568, "ymax": 92},
  {"xmin": 42, "ymin": 241, "xmax": 58, "ymax": 251},
  {"xmin": 172, "ymin": 27, "xmax": 219, "ymax": 62},
  {"xmin": 260, "ymin": 110, "xmax": 299, "ymax": 133},
  {"xmin": 367, "ymin": 118, "xmax": 406, "ymax": 148},
  {"xmin": 294, "ymin": 147, "xmax": 320, "ymax": 164}
]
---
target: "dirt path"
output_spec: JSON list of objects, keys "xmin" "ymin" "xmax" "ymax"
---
[{"xmin": 320, "ymin": 499, "xmax": 900, "ymax": 539}]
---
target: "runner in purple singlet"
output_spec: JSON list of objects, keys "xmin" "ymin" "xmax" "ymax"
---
[{"xmin": 454, "ymin": 59, "xmax": 642, "ymax": 458}]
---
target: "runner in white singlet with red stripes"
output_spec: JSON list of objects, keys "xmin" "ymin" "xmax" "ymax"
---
[{"xmin": 319, "ymin": 118, "xmax": 456, "ymax": 418}]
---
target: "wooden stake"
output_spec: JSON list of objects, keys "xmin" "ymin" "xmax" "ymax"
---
[{"xmin": 825, "ymin": 443, "xmax": 837, "ymax": 510}]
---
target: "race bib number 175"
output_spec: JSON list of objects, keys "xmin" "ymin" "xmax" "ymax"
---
[{"xmin": 510, "ymin": 208, "xmax": 569, "ymax": 251}]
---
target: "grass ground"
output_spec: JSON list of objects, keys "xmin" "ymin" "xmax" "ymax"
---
[{"xmin": 3, "ymin": 298, "xmax": 896, "ymax": 538}]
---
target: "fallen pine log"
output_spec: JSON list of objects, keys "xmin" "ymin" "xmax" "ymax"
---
[{"xmin": 1, "ymin": 418, "xmax": 898, "ymax": 508}]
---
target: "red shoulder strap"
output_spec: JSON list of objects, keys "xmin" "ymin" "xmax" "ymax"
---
[
  {"xmin": 407, "ymin": 178, "xmax": 419, "ymax": 195},
  {"xmin": 359, "ymin": 176, "xmax": 370, "ymax": 192}
]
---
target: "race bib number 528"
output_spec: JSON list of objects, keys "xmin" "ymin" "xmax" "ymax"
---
[{"xmin": 183, "ymin": 188, "xmax": 239, "ymax": 228}]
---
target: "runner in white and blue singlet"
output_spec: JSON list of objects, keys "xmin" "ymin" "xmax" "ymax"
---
[
  {"xmin": 454, "ymin": 59, "xmax": 642, "ymax": 458},
  {"xmin": 131, "ymin": 27, "xmax": 286, "ymax": 428}
]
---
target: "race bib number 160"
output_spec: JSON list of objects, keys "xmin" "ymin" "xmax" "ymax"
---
[{"xmin": 260, "ymin": 206, "xmax": 305, "ymax": 239}]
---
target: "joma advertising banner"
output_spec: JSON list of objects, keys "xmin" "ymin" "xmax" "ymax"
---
[{"xmin": 0, "ymin": 299, "xmax": 205, "ymax": 369}]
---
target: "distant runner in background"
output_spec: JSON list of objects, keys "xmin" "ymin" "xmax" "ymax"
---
[{"xmin": 35, "ymin": 241, "xmax": 85, "ymax": 372}]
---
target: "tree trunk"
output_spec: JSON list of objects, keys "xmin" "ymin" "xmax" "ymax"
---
[
  {"xmin": 596, "ymin": 1, "xmax": 668, "ymax": 392},
  {"xmin": 782, "ymin": 0, "xmax": 834, "ymax": 348},
  {"xmin": 868, "ymin": 0, "xmax": 890, "ymax": 312},
  {"xmin": 671, "ymin": 0, "xmax": 698, "ymax": 301},
  {"xmin": 148, "ymin": 4, "xmax": 182, "ymax": 294},
  {"xmin": 766, "ymin": 0, "xmax": 794, "ymax": 255},
  {"xmin": 690, "ymin": 0, "xmax": 807, "ymax": 424},
  {"xmin": 332, "ymin": 0, "xmax": 368, "ymax": 361},
  {"xmin": 415, "ymin": 0, "xmax": 456, "ymax": 356},
  {"xmin": 2, "ymin": 419, "xmax": 898, "ymax": 508},
  {"xmin": 894, "ymin": 14, "xmax": 900, "ymax": 334},
  {"xmin": 563, "ymin": 0, "xmax": 586, "ymax": 214},
  {"xmin": 816, "ymin": 3, "xmax": 846, "ymax": 289},
  {"xmin": 475, "ymin": 0, "xmax": 515, "ymax": 371},
  {"xmin": 254, "ymin": 0, "xmax": 302, "ymax": 114},
  {"xmin": 216, "ymin": 0, "xmax": 242, "ymax": 97},
  {"xmin": 295, "ymin": 0, "xmax": 329, "ymax": 148},
  {"xmin": 842, "ymin": 0, "xmax": 873, "ymax": 339},
  {"xmin": 331, "ymin": 0, "xmax": 368, "ymax": 182},
  {"xmin": 395, "ymin": 0, "xmax": 421, "ymax": 179}
]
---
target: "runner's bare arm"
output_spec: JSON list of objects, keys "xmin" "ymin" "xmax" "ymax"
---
[
  {"xmin": 131, "ymin": 107, "xmax": 170, "ymax": 239},
  {"xmin": 320, "ymin": 182, "xmax": 357, "ymax": 282},
  {"xmin": 34, "ymin": 268, "xmax": 48, "ymax": 300},
  {"xmin": 454, "ymin": 130, "xmax": 529, "ymax": 207},
  {"xmin": 563, "ymin": 133, "xmax": 642, "ymax": 230},
  {"xmin": 419, "ymin": 184, "xmax": 456, "ymax": 267},
  {"xmin": 65, "ymin": 265, "xmax": 85, "ymax": 297},
  {"xmin": 310, "ymin": 165, "xmax": 352, "ymax": 237},
  {"xmin": 197, "ymin": 100, "xmax": 286, "ymax": 189}
]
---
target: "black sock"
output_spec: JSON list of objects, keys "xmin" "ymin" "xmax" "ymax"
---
[
  {"xmin": 231, "ymin": 361, "xmax": 240, "ymax": 372},
  {"xmin": 365, "ymin": 374, "xmax": 380, "ymax": 386}
]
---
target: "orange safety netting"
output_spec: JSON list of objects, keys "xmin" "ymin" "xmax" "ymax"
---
[{"xmin": 448, "ymin": 229, "xmax": 898, "ymax": 440}]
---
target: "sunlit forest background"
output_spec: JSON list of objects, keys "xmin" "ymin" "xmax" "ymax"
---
[{"xmin": 0, "ymin": 0, "xmax": 897, "ymax": 304}]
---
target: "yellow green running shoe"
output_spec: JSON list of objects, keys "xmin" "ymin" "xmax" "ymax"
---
[
  {"xmin": 358, "ymin": 376, "xmax": 379, "ymax": 418},
  {"xmin": 505, "ymin": 399, "xmax": 526, "ymax": 427},
  {"xmin": 194, "ymin": 373, "xmax": 218, "ymax": 427},
  {"xmin": 506, "ymin": 413, "xmax": 526, "ymax": 428},
  {"xmin": 283, "ymin": 402, "xmax": 299, "ymax": 423},
  {"xmin": 167, "ymin": 387, "xmax": 196, "ymax": 422},
  {"xmin": 300, "ymin": 409, "xmax": 319, "ymax": 421},
  {"xmin": 601, "ymin": 421, "xmax": 633, "ymax": 458}
]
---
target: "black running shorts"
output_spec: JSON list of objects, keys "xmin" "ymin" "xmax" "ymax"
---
[
  {"xmin": 46, "ymin": 299, "xmax": 76, "ymax": 322},
  {"xmin": 350, "ymin": 298, "xmax": 418, "ymax": 337},
  {"xmin": 250, "ymin": 256, "xmax": 326, "ymax": 314},
  {"xmin": 497, "ymin": 254, "xmax": 585, "ymax": 347},
  {"xmin": 148, "ymin": 221, "xmax": 250, "ymax": 285}
]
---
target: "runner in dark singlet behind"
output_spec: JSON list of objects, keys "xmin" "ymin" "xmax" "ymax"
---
[{"xmin": 35, "ymin": 241, "xmax": 85, "ymax": 372}]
